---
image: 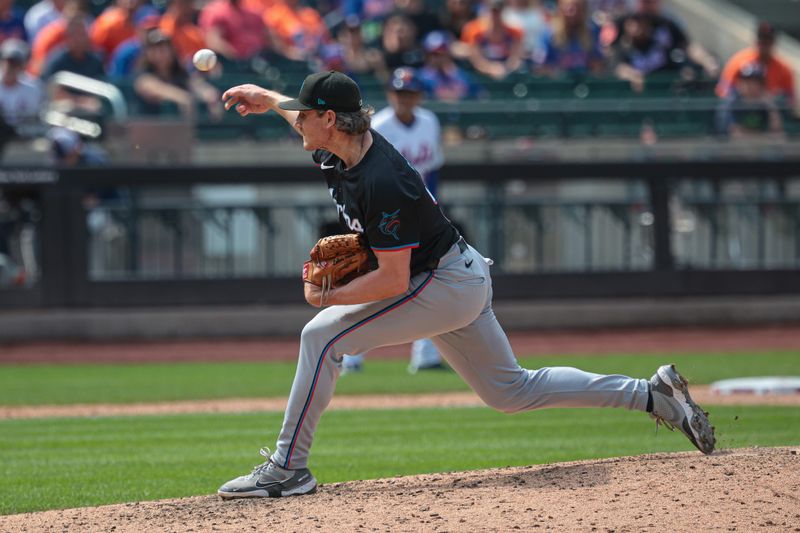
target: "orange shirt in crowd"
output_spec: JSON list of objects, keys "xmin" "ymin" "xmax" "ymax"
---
[
  {"xmin": 460, "ymin": 18, "xmax": 523, "ymax": 60},
  {"xmin": 90, "ymin": 6, "xmax": 136, "ymax": 60},
  {"xmin": 28, "ymin": 18, "xmax": 67, "ymax": 76},
  {"xmin": 262, "ymin": 3, "xmax": 329, "ymax": 52},
  {"xmin": 198, "ymin": 0, "xmax": 266, "ymax": 60},
  {"xmin": 242, "ymin": 0, "xmax": 278, "ymax": 13},
  {"xmin": 159, "ymin": 11, "xmax": 205, "ymax": 63},
  {"xmin": 716, "ymin": 47, "xmax": 795, "ymax": 103}
]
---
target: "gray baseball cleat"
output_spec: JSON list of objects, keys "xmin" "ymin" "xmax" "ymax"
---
[
  {"xmin": 218, "ymin": 448, "xmax": 317, "ymax": 499},
  {"xmin": 649, "ymin": 364, "xmax": 716, "ymax": 455}
]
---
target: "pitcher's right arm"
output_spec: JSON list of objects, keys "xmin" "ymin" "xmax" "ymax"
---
[{"xmin": 222, "ymin": 84, "xmax": 300, "ymax": 133}]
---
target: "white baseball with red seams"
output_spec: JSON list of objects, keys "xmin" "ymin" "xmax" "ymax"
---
[{"xmin": 192, "ymin": 48, "xmax": 217, "ymax": 72}]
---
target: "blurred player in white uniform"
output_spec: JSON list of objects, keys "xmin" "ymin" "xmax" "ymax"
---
[{"xmin": 342, "ymin": 67, "xmax": 445, "ymax": 374}]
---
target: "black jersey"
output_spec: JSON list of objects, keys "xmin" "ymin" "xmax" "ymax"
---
[{"xmin": 313, "ymin": 129, "xmax": 458, "ymax": 276}]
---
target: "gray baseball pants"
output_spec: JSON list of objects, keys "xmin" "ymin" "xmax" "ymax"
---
[{"xmin": 272, "ymin": 241, "xmax": 651, "ymax": 469}]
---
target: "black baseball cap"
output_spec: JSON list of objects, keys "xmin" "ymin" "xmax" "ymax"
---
[{"xmin": 278, "ymin": 71, "xmax": 363, "ymax": 113}]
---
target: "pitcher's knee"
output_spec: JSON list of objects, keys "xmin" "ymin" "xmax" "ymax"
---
[
  {"xmin": 480, "ymin": 391, "xmax": 526, "ymax": 414},
  {"xmin": 300, "ymin": 316, "xmax": 338, "ymax": 354}
]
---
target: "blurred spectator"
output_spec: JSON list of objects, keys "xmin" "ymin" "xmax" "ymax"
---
[
  {"xmin": 48, "ymin": 126, "xmax": 107, "ymax": 165},
  {"xmin": 107, "ymin": 5, "xmax": 160, "ymax": 80},
  {"xmin": 241, "ymin": 0, "xmax": 277, "ymax": 12},
  {"xmin": 716, "ymin": 62, "xmax": 783, "ymax": 139},
  {"xmin": 611, "ymin": 12, "xmax": 679, "ymax": 91},
  {"xmin": 263, "ymin": 0, "xmax": 330, "ymax": 61},
  {"xmin": 590, "ymin": 0, "xmax": 631, "ymax": 46},
  {"xmin": 502, "ymin": 0, "xmax": 548, "ymax": 64},
  {"xmin": 394, "ymin": 0, "xmax": 441, "ymax": 40},
  {"xmin": 198, "ymin": 0, "xmax": 268, "ymax": 61},
  {"xmin": 344, "ymin": 0, "xmax": 395, "ymax": 23},
  {"xmin": 41, "ymin": 13, "xmax": 104, "ymax": 79},
  {"xmin": 159, "ymin": 0, "xmax": 206, "ymax": 65},
  {"xmin": 716, "ymin": 21, "xmax": 795, "ymax": 107},
  {"xmin": 341, "ymin": 0, "xmax": 394, "ymax": 45},
  {"xmin": 418, "ymin": 30, "xmax": 483, "ymax": 101},
  {"xmin": 380, "ymin": 12, "xmax": 424, "ymax": 70},
  {"xmin": 0, "ymin": 188, "xmax": 38, "ymax": 286},
  {"xmin": 320, "ymin": 15, "xmax": 385, "ymax": 76},
  {"xmin": 611, "ymin": 0, "xmax": 717, "ymax": 78},
  {"xmin": 587, "ymin": 0, "xmax": 631, "ymax": 21},
  {"xmin": 539, "ymin": 0, "xmax": 603, "ymax": 76},
  {"xmin": 24, "ymin": 0, "xmax": 65, "ymax": 41},
  {"xmin": 0, "ymin": 39, "xmax": 42, "ymax": 141},
  {"xmin": 41, "ymin": 14, "xmax": 105, "ymax": 115},
  {"xmin": 27, "ymin": 0, "xmax": 91, "ymax": 77},
  {"xmin": 439, "ymin": 0, "xmax": 475, "ymax": 40},
  {"xmin": 133, "ymin": 30, "xmax": 222, "ymax": 121},
  {"xmin": 461, "ymin": 0, "xmax": 524, "ymax": 80},
  {"xmin": 90, "ymin": 0, "xmax": 143, "ymax": 61},
  {"xmin": 0, "ymin": 0, "xmax": 26, "ymax": 43}
]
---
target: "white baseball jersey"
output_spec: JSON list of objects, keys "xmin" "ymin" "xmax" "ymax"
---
[
  {"xmin": 371, "ymin": 106, "xmax": 444, "ymax": 182},
  {"xmin": 0, "ymin": 74, "xmax": 43, "ymax": 127}
]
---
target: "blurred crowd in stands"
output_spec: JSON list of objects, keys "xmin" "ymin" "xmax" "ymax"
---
[{"xmin": 0, "ymin": 0, "xmax": 797, "ymax": 155}]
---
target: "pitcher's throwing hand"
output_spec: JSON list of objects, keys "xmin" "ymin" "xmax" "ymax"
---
[{"xmin": 222, "ymin": 85, "xmax": 273, "ymax": 116}]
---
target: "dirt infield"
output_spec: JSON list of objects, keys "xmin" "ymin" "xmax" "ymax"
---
[
  {"xmin": 2, "ymin": 387, "xmax": 799, "ymax": 420},
  {"xmin": 2, "ymin": 447, "xmax": 797, "ymax": 532},
  {"xmin": 3, "ymin": 325, "xmax": 800, "ymax": 365}
]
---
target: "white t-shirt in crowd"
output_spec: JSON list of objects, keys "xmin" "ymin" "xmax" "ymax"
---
[
  {"xmin": 503, "ymin": 7, "xmax": 549, "ymax": 61},
  {"xmin": 0, "ymin": 74, "xmax": 43, "ymax": 129},
  {"xmin": 24, "ymin": 0, "xmax": 61, "ymax": 41}
]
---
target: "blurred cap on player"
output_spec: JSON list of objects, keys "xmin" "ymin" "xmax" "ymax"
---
[
  {"xmin": 388, "ymin": 67, "xmax": 423, "ymax": 93},
  {"xmin": 423, "ymin": 31, "xmax": 450, "ymax": 54},
  {"xmin": 278, "ymin": 70, "xmax": 363, "ymax": 112}
]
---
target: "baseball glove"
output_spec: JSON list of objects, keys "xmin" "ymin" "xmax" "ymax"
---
[{"xmin": 303, "ymin": 233, "xmax": 370, "ymax": 305}]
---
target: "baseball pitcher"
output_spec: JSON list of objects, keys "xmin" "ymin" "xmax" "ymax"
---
[{"xmin": 217, "ymin": 70, "xmax": 715, "ymax": 499}]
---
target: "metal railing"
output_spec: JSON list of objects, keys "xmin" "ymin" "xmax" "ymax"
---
[
  {"xmin": 84, "ymin": 196, "xmax": 656, "ymax": 281},
  {"xmin": 1, "ymin": 161, "xmax": 800, "ymax": 308}
]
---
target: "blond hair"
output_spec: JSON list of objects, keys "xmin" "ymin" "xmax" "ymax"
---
[{"xmin": 552, "ymin": 0, "xmax": 592, "ymax": 51}]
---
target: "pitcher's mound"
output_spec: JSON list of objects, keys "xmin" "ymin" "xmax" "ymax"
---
[{"xmin": 3, "ymin": 447, "xmax": 798, "ymax": 532}]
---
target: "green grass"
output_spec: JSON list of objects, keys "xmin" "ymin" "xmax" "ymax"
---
[
  {"xmin": 1, "ymin": 351, "xmax": 799, "ymax": 405},
  {"xmin": 1, "ymin": 405, "xmax": 798, "ymax": 515}
]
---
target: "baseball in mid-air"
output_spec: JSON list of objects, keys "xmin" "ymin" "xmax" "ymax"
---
[{"xmin": 193, "ymin": 48, "xmax": 217, "ymax": 72}]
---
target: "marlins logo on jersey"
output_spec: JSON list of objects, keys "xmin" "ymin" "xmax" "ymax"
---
[{"xmin": 379, "ymin": 210, "xmax": 401, "ymax": 240}]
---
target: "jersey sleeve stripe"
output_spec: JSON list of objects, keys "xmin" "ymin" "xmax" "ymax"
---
[{"xmin": 371, "ymin": 243, "xmax": 420, "ymax": 252}]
